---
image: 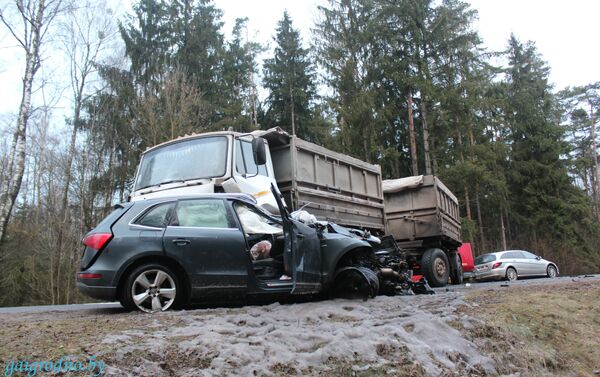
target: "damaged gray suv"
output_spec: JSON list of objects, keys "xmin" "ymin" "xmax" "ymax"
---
[{"xmin": 77, "ymin": 189, "xmax": 430, "ymax": 313}]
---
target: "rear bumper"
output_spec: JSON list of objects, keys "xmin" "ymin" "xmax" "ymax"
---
[
  {"xmin": 474, "ymin": 268, "xmax": 507, "ymax": 281},
  {"xmin": 77, "ymin": 282, "xmax": 117, "ymax": 301},
  {"xmin": 463, "ymin": 271, "xmax": 476, "ymax": 280}
]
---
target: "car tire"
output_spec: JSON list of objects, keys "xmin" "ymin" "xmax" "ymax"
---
[
  {"xmin": 506, "ymin": 267, "xmax": 518, "ymax": 282},
  {"xmin": 421, "ymin": 248, "xmax": 450, "ymax": 287},
  {"xmin": 122, "ymin": 263, "xmax": 180, "ymax": 313},
  {"xmin": 449, "ymin": 252, "xmax": 464, "ymax": 285},
  {"xmin": 547, "ymin": 265, "xmax": 558, "ymax": 278},
  {"xmin": 332, "ymin": 266, "xmax": 380, "ymax": 299}
]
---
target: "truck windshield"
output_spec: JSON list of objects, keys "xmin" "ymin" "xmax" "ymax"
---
[{"xmin": 134, "ymin": 136, "xmax": 228, "ymax": 191}]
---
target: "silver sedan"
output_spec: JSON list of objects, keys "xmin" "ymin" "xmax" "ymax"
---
[{"xmin": 474, "ymin": 250, "xmax": 559, "ymax": 281}]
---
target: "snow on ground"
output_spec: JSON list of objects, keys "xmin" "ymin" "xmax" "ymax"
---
[{"xmin": 102, "ymin": 292, "xmax": 495, "ymax": 376}]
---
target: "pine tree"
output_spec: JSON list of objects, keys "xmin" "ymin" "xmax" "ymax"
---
[
  {"xmin": 172, "ymin": 0, "xmax": 225, "ymax": 112},
  {"xmin": 314, "ymin": 0, "xmax": 381, "ymax": 161},
  {"xmin": 263, "ymin": 11, "xmax": 319, "ymax": 141},
  {"xmin": 501, "ymin": 35, "xmax": 600, "ymax": 268},
  {"xmin": 219, "ymin": 17, "xmax": 262, "ymax": 132},
  {"xmin": 120, "ymin": 0, "xmax": 173, "ymax": 93}
]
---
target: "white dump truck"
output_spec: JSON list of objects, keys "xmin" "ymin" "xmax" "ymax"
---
[{"xmin": 130, "ymin": 127, "xmax": 463, "ymax": 286}]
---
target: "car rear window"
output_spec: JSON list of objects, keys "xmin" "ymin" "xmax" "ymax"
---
[
  {"xmin": 474, "ymin": 254, "xmax": 496, "ymax": 265},
  {"xmin": 135, "ymin": 202, "xmax": 174, "ymax": 228}
]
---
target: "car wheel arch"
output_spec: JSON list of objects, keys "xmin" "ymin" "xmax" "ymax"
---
[
  {"xmin": 505, "ymin": 266, "xmax": 518, "ymax": 280},
  {"xmin": 116, "ymin": 254, "xmax": 191, "ymax": 306},
  {"xmin": 327, "ymin": 245, "xmax": 374, "ymax": 285}
]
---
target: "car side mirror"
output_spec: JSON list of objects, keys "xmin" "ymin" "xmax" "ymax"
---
[
  {"xmin": 252, "ymin": 138, "xmax": 267, "ymax": 165},
  {"xmin": 535, "ymin": 256, "xmax": 541, "ymax": 260}
]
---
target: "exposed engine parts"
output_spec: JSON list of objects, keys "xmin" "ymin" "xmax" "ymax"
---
[{"xmin": 325, "ymin": 226, "xmax": 436, "ymax": 298}]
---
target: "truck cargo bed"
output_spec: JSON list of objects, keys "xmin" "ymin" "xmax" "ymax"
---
[
  {"xmin": 270, "ymin": 136, "xmax": 385, "ymax": 232},
  {"xmin": 383, "ymin": 175, "xmax": 461, "ymax": 247}
]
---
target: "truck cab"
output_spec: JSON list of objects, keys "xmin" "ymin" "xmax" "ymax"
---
[{"xmin": 131, "ymin": 131, "xmax": 281, "ymax": 213}]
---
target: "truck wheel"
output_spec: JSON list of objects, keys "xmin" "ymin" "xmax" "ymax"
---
[
  {"xmin": 421, "ymin": 248, "xmax": 449, "ymax": 287},
  {"xmin": 449, "ymin": 252, "xmax": 463, "ymax": 285}
]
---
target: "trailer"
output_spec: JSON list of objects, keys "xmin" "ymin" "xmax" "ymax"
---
[
  {"xmin": 261, "ymin": 131, "xmax": 462, "ymax": 287},
  {"xmin": 383, "ymin": 175, "xmax": 463, "ymax": 286}
]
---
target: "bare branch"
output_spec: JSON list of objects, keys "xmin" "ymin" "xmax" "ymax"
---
[{"xmin": 0, "ymin": 8, "xmax": 26, "ymax": 48}]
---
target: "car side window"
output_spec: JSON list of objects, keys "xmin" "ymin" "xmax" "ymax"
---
[
  {"xmin": 135, "ymin": 202, "xmax": 174, "ymax": 228},
  {"xmin": 172, "ymin": 199, "xmax": 233, "ymax": 228},
  {"xmin": 234, "ymin": 202, "xmax": 282, "ymax": 235},
  {"xmin": 522, "ymin": 251, "xmax": 537, "ymax": 259}
]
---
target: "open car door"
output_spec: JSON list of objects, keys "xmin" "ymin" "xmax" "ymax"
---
[{"xmin": 271, "ymin": 184, "xmax": 322, "ymax": 294}]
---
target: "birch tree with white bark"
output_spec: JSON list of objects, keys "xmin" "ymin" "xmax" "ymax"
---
[{"xmin": 0, "ymin": 0, "xmax": 64, "ymax": 245}]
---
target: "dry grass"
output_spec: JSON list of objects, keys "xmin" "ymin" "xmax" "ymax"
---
[
  {"xmin": 462, "ymin": 280, "xmax": 600, "ymax": 377},
  {"xmin": 0, "ymin": 309, "xmax": 187, "ymax": 367}
]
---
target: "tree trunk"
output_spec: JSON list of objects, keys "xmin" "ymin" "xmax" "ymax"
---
[
  {"xmin": 504, "ymin": 201, "xmax": 512, "ymax": 245},
  {"xmin": 457, "ymin": 133, "xmax": 472, "ymax": 220},
  {"xmin": 0, "ymin": 0, "xmax": 54, "ymax": 245},
  {"xmin": 289, "ymin": 85, "xmax": 295, "ymax": 136},
  {"xmin": 420, "ymin": 98, "xmax": 432, "ymax": 175},
  {"xmin": 500, "ymin": 208, "xmax": 507, "ymax": 250},
  {"xmin": 0, "ymin": 52, "xmax": 36, "ymax": 245},
  {"xmin": 475, "ymin": 183, "xmax": 486, "ymax": 251},
  {"xmin": 407, "ymin": 95, "xmax": 418, "ymax": 175},
  {"xmin": 590, "ymin": 102, "xmax": 600, "ymax": 219}
]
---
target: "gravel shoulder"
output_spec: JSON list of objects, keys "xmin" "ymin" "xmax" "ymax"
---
[{"xmin": 1, "ymin": 277, "xmax": 598, "ymax": 376}]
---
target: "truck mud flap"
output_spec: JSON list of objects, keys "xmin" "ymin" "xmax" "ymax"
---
[{"xmin": 333, "ymin": 266, "xmax": 380, "ymax": 300}]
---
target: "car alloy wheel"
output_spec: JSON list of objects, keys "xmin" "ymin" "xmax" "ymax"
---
[
  {"xmin": 131, "ymin": 268, "xmax": 177, "ymax": 313},
  {"xmin": 547, "ymin": 265, "xmax": 557, "ymax": 278},
  {"xmin": 506, "ymin": 267, "xmax": 518, "ymax": 282}
]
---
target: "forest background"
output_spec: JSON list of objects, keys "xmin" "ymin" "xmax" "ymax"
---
[{"xmin": 1, "ymin": 0, "xmax": 599, "ymax": 306}]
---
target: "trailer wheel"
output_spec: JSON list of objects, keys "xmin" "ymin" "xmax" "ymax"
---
[
  {"xmin": 421, "ymin": 248, "xmax": 449, "ymax": 287},
  {"xmin": 449, "ymin": 252, "xmax": 463, "ymax": 285}
]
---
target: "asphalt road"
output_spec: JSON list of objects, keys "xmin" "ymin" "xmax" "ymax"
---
[{"xmin": 1, "ymin": 274, "xmax": 598, "ymax": 314}]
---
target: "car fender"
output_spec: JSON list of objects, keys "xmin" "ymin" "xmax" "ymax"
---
[
  {"xmin": 547, "ymin": 262, "xmax": 559, "ymax": 275},
  {"xmin": 112, "ymin": 249, "xmax": 186, "ymax": 287},
  {"xmin": 320, "ymin": 233, "xmax": 372, "ymax": 285}
]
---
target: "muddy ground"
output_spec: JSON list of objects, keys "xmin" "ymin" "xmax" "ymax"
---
[{"xmin": 0, "ymin": 277, "xmax": 599, "ymax": 376}]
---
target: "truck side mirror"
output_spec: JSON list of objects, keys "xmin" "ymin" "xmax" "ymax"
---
[{"xmin": 252, "ymin": 138, "xmax": 267, "ymax": 165}]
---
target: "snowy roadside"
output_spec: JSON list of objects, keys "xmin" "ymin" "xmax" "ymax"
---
[
  {"xmin": 102, "ymin": 293, "xmax": 495, "ymax": 376},
  {"xmin": 3, "ymin": 278, "xmax": 599, "ymax": 376}
]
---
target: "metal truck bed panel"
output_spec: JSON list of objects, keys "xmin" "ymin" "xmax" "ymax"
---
[
  {"xmin": 383, "ymin": 175, "xmax": 461, "ymax": 244},
  {"xmin": 271, "ymin": 136, "xmax": 385, "ymax": 231}
]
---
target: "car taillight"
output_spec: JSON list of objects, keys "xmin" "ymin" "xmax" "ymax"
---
[
  {"xmin": 83, "ymin": 233, "xmax": 112, "ymax": 251},
  {"xmin": 78, "ymin": 273, "xmax": 103, "ymax": 279},
  {"xmin": 492, "ymin": 262, "xmax": 502, "ymax": 269}
]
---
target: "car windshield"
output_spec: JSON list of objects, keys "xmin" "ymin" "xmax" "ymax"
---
[
  {"xmin": 134, "ymin": 136, "xmax": 228, "ymax": 191},
  {"xmin": 474, "ymin": 253, "xmax": 496, "ymax": 265}
]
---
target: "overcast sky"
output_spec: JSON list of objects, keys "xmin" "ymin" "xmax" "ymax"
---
[{"xmin": 1, "ymin": 0, "xmax": 599, "ymax": 121}]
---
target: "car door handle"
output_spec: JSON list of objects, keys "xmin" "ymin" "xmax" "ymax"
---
[
  {"xmin": 172, "ymin": 238, "xmax": 190, "ymax": 246},
  {"xmin": 296, "ymin": 234, "xmax": 305, "ymax": 239}
]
